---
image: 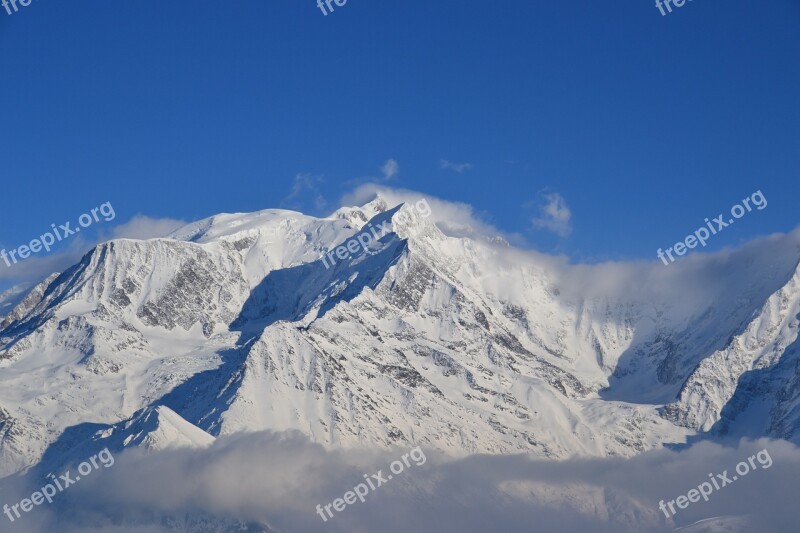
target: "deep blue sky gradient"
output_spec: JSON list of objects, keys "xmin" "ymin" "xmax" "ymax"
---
[{"xmin": 1, "ymin": 0, "xmax": 798, "ymax": 283}]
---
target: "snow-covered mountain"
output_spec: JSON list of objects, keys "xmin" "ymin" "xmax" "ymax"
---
[
  {"xmin": 0, "ymin": 283, "xmax": 35, "ymax": 319},
  {"xmin": 1, "ymin": 195, "xmax": 799, "ymax": 479}
]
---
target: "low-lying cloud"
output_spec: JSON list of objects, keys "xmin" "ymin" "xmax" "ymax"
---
[{"xmin": 2, "ymin": 433, "xmax": 798, "ymax": 532}]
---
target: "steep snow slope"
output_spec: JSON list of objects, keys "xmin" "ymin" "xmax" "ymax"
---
[{"xmin": 661, "ymin": 263, "xmax": 800, "ymax": 432}]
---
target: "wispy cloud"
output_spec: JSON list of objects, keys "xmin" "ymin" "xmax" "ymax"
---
[
  {"xmin": 381, "ymin": 159, "xmax": 399, "ymax": 181},
  {"xmin": 108, "ymin": 215, "xmax": 187, "ymax": 240},
  {"xmin": 439, "ymin": 159, "xmax": 472, "ymax": 173},
  {"xmin": 531, "ymin": 192, "xmax": 572, "ymax": 237},
  {"xmin": 343, "ymin": 159, "xmax": 402, "ymax": 189},
  {"xmin": 282, "ymin": 173, "xmax": 328, "ymax": 213},
  {"xmin": 339, "ymin": 183, "xmax": 526, "ymax": 245}
]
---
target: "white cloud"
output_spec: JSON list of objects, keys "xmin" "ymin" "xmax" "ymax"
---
[
  {"xmin": 381, "ymin": 159, "xmax": 399, "ymax": 181},
  {"xmin": 343, "ymin": 159, "xmax": 401, "ymax": 188},
  {"xmin": 282, "ymin": 173, "xmax": 328, "ymax": 213},
  {"xmin": 6, "ymin": 433, "xmax": 798, "ymax": 533},
  {"xmin": 439, "ymin": 159, "xmax": 472, "ymax": 173},
  {"xmin": 109, "ymin": 215, "xmax": 187, "ymax": 240},
  {"xmin": 338, "ymin": 183, "xmax": 526, "ymax": 245},
  {"xmin": 532, "ymin": 192, "xmax": 572, "ymax": 237}
]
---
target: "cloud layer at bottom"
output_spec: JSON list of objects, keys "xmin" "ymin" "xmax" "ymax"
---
[{"xmin": 2, "ymin": 432, "xmax": 798, "ymax": 533}]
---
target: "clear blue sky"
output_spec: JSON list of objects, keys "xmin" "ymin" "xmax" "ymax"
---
[{"xmin": 1, "ymin": 0, "xmax": 798, "ymax": 289}]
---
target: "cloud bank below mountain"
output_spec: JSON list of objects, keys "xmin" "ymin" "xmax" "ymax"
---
[{"xmin": 3, "ymin": 432, "xmax": 798, "ymax": 532}]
